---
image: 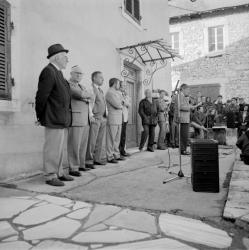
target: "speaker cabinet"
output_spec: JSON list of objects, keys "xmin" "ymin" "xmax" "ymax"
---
[{"xmin": 190, "ymin": 139, "xmax": 219, "ymax": 193}]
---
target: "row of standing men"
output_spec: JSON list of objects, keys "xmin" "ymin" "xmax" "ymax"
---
[{"xmin": 35, "ymin": 44, "xmax": 131, "ymax": 187}]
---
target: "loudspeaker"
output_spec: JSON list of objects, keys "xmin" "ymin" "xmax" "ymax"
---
[{"xmin": 190, "ymin": 139, "xmax": 219, "ymax": 193}]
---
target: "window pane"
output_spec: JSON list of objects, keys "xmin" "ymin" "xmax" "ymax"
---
[
  {"xmin": 125, "ymin": 0, "xmax": 132, "ymax": 14},
  {"xmin": 208, "ymin": 27, "xmax": 215, "ymax": 46},
  {"xmin": 133, "ymin": 0, "xmax": 140, "ymax": 21},
  {"xmin": 209, "ymin": 43, "xmax": 215, "ymax": 52},
  {"xmin": 217, "ymin": 26, "xmax": 224, "ymax": 50},
  {"xmin": 171, "ymin": 32, "xmax": 179, "ymax": 52}
]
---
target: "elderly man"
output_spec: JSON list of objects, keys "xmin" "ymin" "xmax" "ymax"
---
[
  {"xmin": 157, "ymin": 90, "xmax": 169, "ymax": 150},
  {"xmin": 138, "ymin": 89, "xmax": 159, "ymax": 152},
  {"xmin": 35, "ymin": 43, "xmax": 73, "ymax": 186},
  {"xmin": 119, "ymin": 81, "xmax": 131, "ymax": 157},
  {"xmin": 106, "ymin": 78, "xmax": 125, "ymax": 163},
  {"xmin": 174, "ymin": 84, "xmax": 196, "ymax": 155},
  {"xmin": 67, "ymin": 66, "xmax": 94, "ymax": 176},
  {"xmin": 86, "ymin": 71, "xmax": 107, "ymax": 168}
]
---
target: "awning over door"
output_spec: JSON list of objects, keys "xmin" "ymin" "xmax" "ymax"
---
[
  {"xmin": 118, "ymin": 39, "xmax": 182, "ymax": 86},
  {"xmin": 118, "ymin": 38, "xmax": 181, "ymax": 65}
]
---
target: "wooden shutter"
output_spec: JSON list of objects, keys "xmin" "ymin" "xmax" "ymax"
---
[
  {"xmin": 0, "ymin": 0, "xmax": 11, "ymax": 100},
  {"xmin": 133, "ymin": 0, "xmax": 140, "ymax": 21},
  {"xmin": 125, "ymin": 0, "xmax": 132, "ymax": 14}
]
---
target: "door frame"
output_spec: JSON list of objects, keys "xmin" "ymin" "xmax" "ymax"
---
[{"xmin": 123, "ymin": 61, "xmax": 142, "ymax": 146}]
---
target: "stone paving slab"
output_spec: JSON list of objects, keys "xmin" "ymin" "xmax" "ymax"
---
[
  {"xmin": 72, "ymin": 229, "xmax": 150, "ymax": 243},
  {"xmin": 105, "ymin": 209, "xmax": 158, "ymax": 234},
  {"xmin": 100, "ymin": 238, "xmax": 198, "ymax": 250},
  {"xmin": 32, "ymin": 240, "xmax": 88, "ymax": 249},
  {"xmin": 23, "ymin": 217, "xmax": 81, "ymax": 240},
  {"xmin": 0, "ymin": 241, "xmax": 32, "ymax": 250},
  {"xmin": 159, "ymin": 213, "xmax": 232, "ymax": 248},
  {"xmin": 0, "ymin": 221, "xmax": 17, "ymax": 239},
  {"xmin": 14, "ymin": 204, "xmax": 70, "ymax": 226},
  {"xmin": 0, "ymin": 197, "xmax": 38, "ymax": 219}
]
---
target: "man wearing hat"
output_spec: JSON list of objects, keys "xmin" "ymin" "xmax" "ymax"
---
[
  {"xmin": 35, "ymin": 43, "xmax": 73, "ymax": 186},
  {"xmin": 67, "ymin": 65, "xmax": 94, "ymax": 176}
]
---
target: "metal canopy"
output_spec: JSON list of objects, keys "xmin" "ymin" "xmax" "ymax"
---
[
  {"xmin": 118, "ymin": 39, "xmax": 181, "ymax": 86},
  {"xmin": 118, "ymin": 38, "xmax": 181, "ymax": 65}
]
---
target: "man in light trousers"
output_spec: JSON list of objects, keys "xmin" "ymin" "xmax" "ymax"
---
[
  {"xmin": 67, "ymin": 65, "xmax": 94, "ymax": 176},
  {"xmin": 106, "ymin": 78, "xmax": 125, "ymax": 163}
]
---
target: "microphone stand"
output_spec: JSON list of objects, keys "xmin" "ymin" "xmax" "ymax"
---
[{"xmin": 163, "ymin": 87, "xmax": 190, "ymax": 184}]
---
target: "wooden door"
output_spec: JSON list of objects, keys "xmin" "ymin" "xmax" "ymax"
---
[{"xmin": 124, "ymin": 66, "xmax": 138, "ymax": 147}]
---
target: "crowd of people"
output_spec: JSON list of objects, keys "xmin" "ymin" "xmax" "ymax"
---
[{"xmin": 35, "ymin": 43, "xmax": 249, "ymax": 187}]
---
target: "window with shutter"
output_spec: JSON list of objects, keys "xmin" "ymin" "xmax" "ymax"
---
[
  {"xmin": 208, "ymin": 26, "xmax": 224, "ymax": 53},
  {"xmin": 124, "ymin": 0, "xmax": 141, "ymax": 24},
  {"xmin": 0, "ymin": 0, "xmax": 11, "ymax": 100}
]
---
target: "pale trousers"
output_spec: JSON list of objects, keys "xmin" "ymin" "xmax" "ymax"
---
[
  {"xmin": 43, "ymin": 127, "xmax": 68, "ymax": 180},
  {"xmin": 106, "ymin": 124, "xmax": 122, "ymax": 161},
  {"xmin": 86, "ymin": 118, "xmax": 107, "ymax": 164},
  {"xmin": 68, "ymin": 126, "xmax": 89, "ymax": 170}
]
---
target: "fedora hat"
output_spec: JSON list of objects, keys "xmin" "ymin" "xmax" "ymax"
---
[{"xmin": 47, "ymin": 43, "xmax": 69, "ymax": 59}]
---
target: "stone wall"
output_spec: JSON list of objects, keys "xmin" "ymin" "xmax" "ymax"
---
[{"xmin": 170, "ymin": 7, "xmax": 249, "ymax": 101}]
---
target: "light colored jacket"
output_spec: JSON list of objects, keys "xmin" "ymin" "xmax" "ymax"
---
[
  {"xmin": 105, "ymin": 88, "xmax": 123, "ymax": 125},
  {"xmin": 121, "ymin": 91, "xmax": 130, "ymax": 123},
  {"xmin": 69, "ymin": 81, "xmax": 93, "ymax": 127},
  {"xmin": 174, "ymin": 91, "xmax": 190, "ymax": 124},
  {"xmin": 91, "ymin": 84, "xmax": 107, "ymax": 119},
  {"xmin": 158, "ymin": 98, "xmax": 169, "ymax": 123}
]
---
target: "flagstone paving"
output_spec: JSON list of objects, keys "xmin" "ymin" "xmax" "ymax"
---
[
  {"xmin": 0, "ymin": 194, "xmax": 233, "ymax": 249},
  {"xmin": 223, "ymin": 160, "xmax": 249, "ymax": 231}
]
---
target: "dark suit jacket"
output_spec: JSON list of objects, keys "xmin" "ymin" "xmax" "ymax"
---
[
  {"xmin": 138, "ymin": 98, "xmax": 159, "ymax": 126},
  {"xmin": 35, "ymin": 63, "xmax": 72, "ymax": 128}
]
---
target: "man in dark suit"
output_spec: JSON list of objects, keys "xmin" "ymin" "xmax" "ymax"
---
[
  {"xmin": 138, "ymin": 89, "xmax": 159, "ymax": 152},
  {"xmin": 35, "ymin": 44, "xmax": 73, "ymax": 186}
]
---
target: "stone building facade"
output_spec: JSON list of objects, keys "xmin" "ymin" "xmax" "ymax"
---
[{"xmin": 170, "ymin": 4, "xmax": 249, "ymax": 102}]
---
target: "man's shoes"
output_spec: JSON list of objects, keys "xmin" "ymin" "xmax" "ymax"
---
[
  {"xmin": 157, "ymin": 146, "xmax": 167, "ymax": 150},
  {"xmin": 79, "ymin": 167, "xmax": 91, "ymax": 171},
  {"xmin": 120, "ymin": 152, "xmax": 131, "ymax": 157},
  {"xmin": 94, "ymin": 161, "xmax": 106, "ymax": 165},
  {"xmin": 58, "ymin": 175, "xmax": 74, "ymax": 181},
  {"xmin": 115, "ymin": 156, "xmax": 126, "ymax": 161},
  {"xmin": 108, "ymin": 159, "xmax": 119, "ymax": 164},
  {"xmin": 46, "ymin": 178, "xmax": 65, "ymax": 187},
  {"xmin": 85, "ymin": 164, "xmax": 95, "ymax": 169},
  {"xmin": 69, "ymin": 170, "xmax": 81, "ymax": 177},
  {"xmin": 147, "ymin": 147, "xmax": 154, "ymax": 152},
  {"xmin": 181, "ymin": 151, "xmax": 190, "ymax": 156}
]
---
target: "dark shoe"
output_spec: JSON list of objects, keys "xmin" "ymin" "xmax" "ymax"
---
[
  {"xmin": 94, "ymin": 161, "xmax": 106, "ymax": 165},
  {"xmin": 115, "ymin": 156, "xmax": 126, "ymax": 161},
  {"xmin": 79, "ymin": 167, "xmax": 91, "ymax": 171},
  {"xmin": 181, "ymin": 151, "xmax": 190, "ymax": 156},
  {"xmin": 147, "ymin": 147, "xmax": 154, "ymax": 152},
  {"xmin": 69, "ymin": 170, "xmax": 81, "ymax": 177},
  {"xmin": 108, "ymin": 159, "xmax": 119, "ymax": 163},
  {"xmin": 86, "ymin": 164, "xmax": 95, "ymax": 169},
  {"xmin": 120, "ymin": 152, "xmax": 131, "ymax": 157},
  {"xmin": 58, "ymin": 175, "xmax": 74, "ymax": 181},
  {"xmin": 46, "ymin": 178, "xmax": 65, "ymax": 187},
  {"xmin": 157, "ymin": 146, "xmax": 167, "ymax": 150}
]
